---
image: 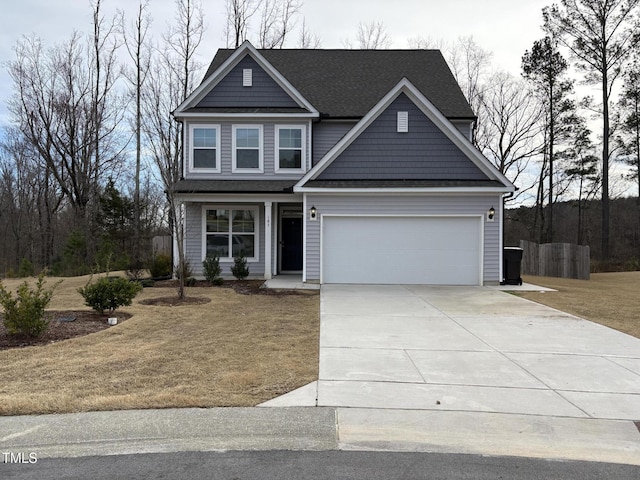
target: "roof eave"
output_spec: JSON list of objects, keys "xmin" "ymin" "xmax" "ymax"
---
[
  {"xmin": 293, "ymin": 186, "xmax": 516, "ymax": 194},
  {"xmin": 174, "ymin": 111, "xmax": 319, "ymax": 120}
]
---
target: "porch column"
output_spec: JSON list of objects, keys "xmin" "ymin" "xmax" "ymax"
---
[{"xmin": 264, "ymin": 201, "xmax": 272, "ymax": 280}]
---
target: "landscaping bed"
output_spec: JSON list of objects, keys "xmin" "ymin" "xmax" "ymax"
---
[
  {"xmin": 0, "ymin": 274, "xmax": 320, "ymax": 415},
  {"xmin": 0, "ymin": 311, "xmax": 132, "ymax": 351}
]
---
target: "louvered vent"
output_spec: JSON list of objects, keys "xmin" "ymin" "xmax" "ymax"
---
[
  {"xmin": 397, "ymin": 111, "xmax": 408, "ymax": 132},
  {"xmin": 243, "ymin": 69, "xmax": 252, "ymax": 87}
]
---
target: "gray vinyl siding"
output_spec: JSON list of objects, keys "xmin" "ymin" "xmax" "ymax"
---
[
  {"xmin": 452, "ymin": 121, "xmax": 473, "ymax": 141},
  {"xmin": 317, "ymin": 93, "xmax": 488, "ymax": 181},
  {"xmin": 312, "ymin": 121, "xmax": 354, "ymax": 165},
  {"xmin": 305, "ymin": 194, "xmax": 502, "ymax": 284},
  {"xmin": 184, "ymin": 202, "xmax": 265, "ymax": 278},
  {"xmin": 184, "ymin": 120, "xmax": 310, "ymax": 180},
  {"xmin": 197, "ymin": 56, "xmax": 299, "ymax": 108}
]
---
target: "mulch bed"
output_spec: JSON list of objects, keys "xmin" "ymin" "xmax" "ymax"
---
[
  {"xmin": 0, "ymin": 311, "xmax": 132, "ymax": 351},
  {"xmin": 139, "ymin": 296, "xmax": 211, "ymax": 306},
  {"xmin": 152, "ymin": 279, "xmax": 315, "ymax": 296}
]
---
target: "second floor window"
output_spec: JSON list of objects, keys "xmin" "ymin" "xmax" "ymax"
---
[
  {"xmin": 191, "ymin": 125, "xmax": 220, "ymax": 171},
  {"xmin": 276, "ymin": 126, "xmax": 304, "ymax": 170},
  {"xmin": 233, "ymin": 126, "xmax": 263, "ymax": 171}
]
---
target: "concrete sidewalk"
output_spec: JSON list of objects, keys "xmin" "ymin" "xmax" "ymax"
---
[
  {"xmin": 0, "ymin": 408, "xmax": 337, "ymax": 458},
  {"xmin": 1, "ymin": 406, "xmax": 639, "ymax": 465}
]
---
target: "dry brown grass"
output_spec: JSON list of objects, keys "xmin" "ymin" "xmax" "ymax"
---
[
  {"xmin": 0, "ymin": 274, "xmax": 319, "ymax": 415},
  {"xmin": 519, "ymin": 272, "xmax": 640, "ymax": 339}
]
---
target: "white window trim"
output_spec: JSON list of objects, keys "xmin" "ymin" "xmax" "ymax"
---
[
  {"xmin": 275, "ymin": 124, "xmax": 307, "ymax": 173},
  {"xmin": 232, "ymin": 125, "xmax": 264, "ymax": 173},
  {"xmin": 189, "ymin": 124, "xmax": 221, "ymax": 173},
  {"xmin": 201, "ymin": 205, "xmax": 260, "ymax": 263}
]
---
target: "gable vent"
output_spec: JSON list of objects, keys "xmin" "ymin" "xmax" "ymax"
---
[
  {"xmin": 397, "ymin": 111, "xmax": 409, "ymax": 133},
  {"xmin": 243, "ymin": 68, "xmax": 253, "ymax": 87}
]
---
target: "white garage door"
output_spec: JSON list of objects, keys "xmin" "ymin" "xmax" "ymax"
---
[{"xmin": 322, "ymin": 216, "xmax": 482, "ymax": 285}]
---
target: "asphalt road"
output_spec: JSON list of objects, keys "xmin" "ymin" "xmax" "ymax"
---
[{"xmin": 2, "ymin": 451, "xmax": 638, "ymax": 480}]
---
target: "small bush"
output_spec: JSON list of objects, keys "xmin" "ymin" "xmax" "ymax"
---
[
  {"xmin": 139, "ymin": 278, "xmax": 155, "ymax": 288},
  {"xmin": 149, "ymin": 254, "xmax": 172, "ymax": 278},
  {"xmin": 18, "ymin": 258, "xmax": 35, "ymax": 278},
  {"xmin": 126, "ymin": 259, "xmax": 146, "ymax": 281},
  {"xmin": 203, "ymin": 255, "xmax": 222, "ymax": 285},
  {"xmin": 231, "ymin": 251, "xmax": 250, "ymax": 280},
  {"xmin": 185, "ymin": 277, "xmax": 197, "ymax": 287},
  {"xmin": 78, "ymin": 276, "xmax": 143, "ymax": 314},
  {"xmin": 174, "ymin": 259, "xmax": 193, "ymax": 280},
  {"xmin": 0, "ymin": 274, "xmax": 58, "ymax": 337}
]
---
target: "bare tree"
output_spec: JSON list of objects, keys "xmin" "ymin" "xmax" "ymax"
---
[
  {"xmin": 224, "ymin": 0, "xmax": 258, "ymax": 47},
  {"xmin": 343, "ymin": 21, "xmax": 391, "ymax": 49},
  {"xmin": 0, "ymin": 127, "xmax": 64, "ymax": 272},
  {"xmin": 7, "ymin": 26, "xmax": 125, "ymax": 269},
  {"xmin": 257, "ymin": 0, "xmax": 301, "ymax": 48},
  {"xmin": 407, "ymin": 36, "xmax": 442, "ymax": 49},
  {"xmin": 543, "ymin": 0, "xmax": 640, "ymax": 259},
  {"xmin": 445, "ymin": 37, "xmax": 493, "ymax": 138},
  {"xmin": 297, "ymin": 17, "xmax": 321, "ymax": 48},
  {"xmin": 476, "ymin": 71, "xmax": 545, "ymax": 201},
  {"xmin": 120, "ymin": 1, "xmax": 153, "ymax": 263},
  {"xmin": 144, "ymin": 0, "xmax": 204, "ymax": 299}
]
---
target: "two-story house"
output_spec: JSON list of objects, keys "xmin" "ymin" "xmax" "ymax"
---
[{"xmin": 172, "ymin": 41, "xmax": 515, "ymax": 285}]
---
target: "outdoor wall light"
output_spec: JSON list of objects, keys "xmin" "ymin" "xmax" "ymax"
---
[
  {"xmin": 488, "ymin": 206, "xmax": 495, "ymax": 220},
  {"xmin": 310, "ymin": 205, "xmax": 317, "ymax": 220}
]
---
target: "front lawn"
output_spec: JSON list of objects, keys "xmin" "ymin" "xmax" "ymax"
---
[
  {"xmin": 519, "ymin": 272, "xmax": 640, "ymax": 339},
  {"xmin": 0, "ymin": 274, "xmax": 319, "ymax": 415}
]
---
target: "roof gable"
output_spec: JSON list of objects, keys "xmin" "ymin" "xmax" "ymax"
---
[
  {"xmin": 296, "ymin": 79, "xmax": 515, "ymax": 192},
  {"xmin": 203, "ymin": 48, "xmax": 475, "ymax": 119},
  {"xmin": 196, "ymin": 55, "xmax": 300, "ymax": 109},
  {"xmin": 316, "ymin": 93, "xmax": 488, "ymax": 181},
  {"xmin": 174, "ymin": 41, "xmax": 317, "ymax": 117}
]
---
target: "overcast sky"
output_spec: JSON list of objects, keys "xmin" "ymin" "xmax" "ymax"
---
[{"xmin": 0, "ymin": 0, "xmax": 553, "ymax": 129}]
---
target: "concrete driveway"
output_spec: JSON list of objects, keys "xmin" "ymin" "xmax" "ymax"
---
[{"xmin": 318, "ymin": 284, "xmax": 640, "ymax": 420}]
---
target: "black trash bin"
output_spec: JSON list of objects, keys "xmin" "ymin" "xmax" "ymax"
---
[{"xmin": 502, "ymin": 247, "xmax": 523, "ymax": 285}]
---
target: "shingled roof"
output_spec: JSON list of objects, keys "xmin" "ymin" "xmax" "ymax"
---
[{"xmin": 202, "ymin": 48, "xmax": 475, "ymax": 120}]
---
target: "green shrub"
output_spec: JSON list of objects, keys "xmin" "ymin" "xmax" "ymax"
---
[
  {"xmin": 174, "ymin": 259, "xmax": 193, "ymax": 280},
  {"xmin": 18, "ymin": 258, "xmax": 35, "ymax": 278},
  {"xmin": 0, "ymin": 274, "xmax": 58, "ymax": 337},
  {"xmin": 231, "ymin": 251, "xmax": 249, "ymax": 280},
  {"xmin": 139, "ymin": 278, "xmax": 155, "ymax": 288},
  {"xmin": 126, "ymin": 259, "xmax": 146, "ymax": 281},
  {"xmin": 185, "ymin": 277, "xmax": 197, "ymax": 287},
  {"xmin": 149, "ymin": 254, "xmax": 172, "ymax": 278},
  {"xmin": 78, "ymin": 276, "xmax": 143, "ymax": 314},
  {"xmin": 203, "ymin": 255, "xmax": 223, "ymax": 285}
]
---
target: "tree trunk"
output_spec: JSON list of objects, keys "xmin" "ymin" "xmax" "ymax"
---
[{"xmin": 601, "ymin": 52, "xmax": 610, "ymax": 260}]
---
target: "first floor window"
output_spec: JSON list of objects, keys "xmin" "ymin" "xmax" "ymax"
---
[
  {"xmin": 205, "ymin": 208, "xmax": 257, "ymax": 259},
  {"xmin": 277, "ymin": 127, "xmax": 303, "ymax": 169},
  {"xmin": 191, "ymin": 126, "xmax": 219, "ymax": 170}
]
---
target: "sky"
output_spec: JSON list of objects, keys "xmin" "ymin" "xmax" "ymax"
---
[{"xmin": 0, "ymin": 0, "xmax": 553, "ymax": 129}]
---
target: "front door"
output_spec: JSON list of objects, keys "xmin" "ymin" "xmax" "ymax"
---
[{"xmin": 280, "ymin": 215, "xmax": 303, "ymax": 271}]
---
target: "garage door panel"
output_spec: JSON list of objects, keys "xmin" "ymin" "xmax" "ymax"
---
[{"xmin": 322, "ymin": 216, "xmax": 481, "ymax": 285}]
